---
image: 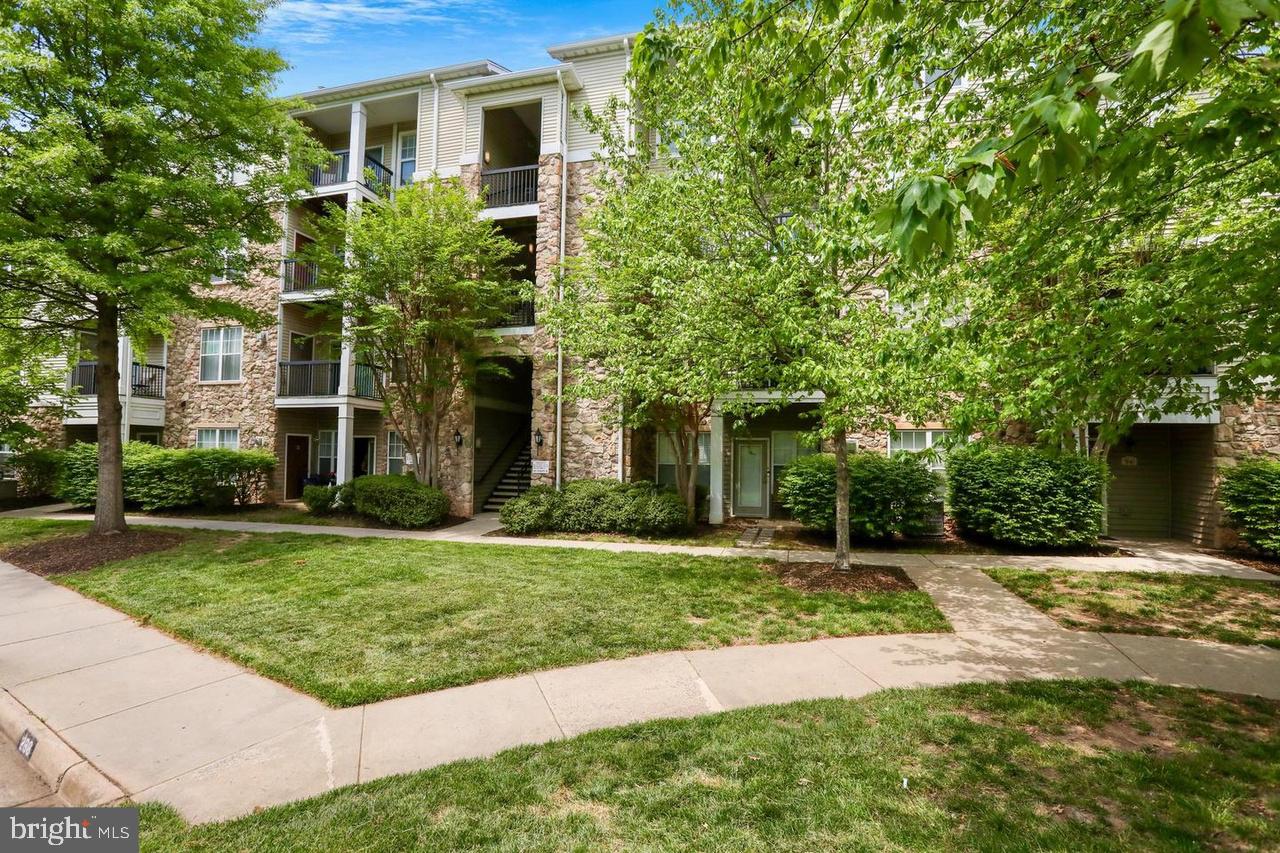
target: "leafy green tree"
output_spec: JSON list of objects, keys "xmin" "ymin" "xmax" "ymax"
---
[
  {"xmin": 310, "ymin": 179, "xmax": 522, "ymax": 488},
  {"xmin": 0, "ymin": 0, "xmax": 323, "ymax": 532},
  {"xmin": 650, "ymin": 1, "xmax": 1280, "ymax": 454},
  {"xmin": 631, "ymin": 5, "xmax": 952, "ymax": 568},
  {"xmin": 545, "ymin": 154, "xmax": 775, "ymax": 525}
]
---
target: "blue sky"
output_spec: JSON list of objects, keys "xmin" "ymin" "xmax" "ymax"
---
[{"xmin": 261, "ymin": 0, "xmax": 660, "ymax": 95}]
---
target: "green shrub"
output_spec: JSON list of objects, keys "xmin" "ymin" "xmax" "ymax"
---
[
  {"xmin": 1219, "ymin": 460, "xmax": 1280, "ymax": 556},
  {"xmin": 777, "ymin": 452, "xmax": 942, "ymax": 541},
  {"xmin": 498, "ymin": 485, "xmax": 561, "ymax": 534},
  {"xmin": 947, "ymin": 444, "xmax": 1105, "ymax": 548},
  {"xmin": 497, "ymin": 479, "xmax": 692, "ymax": 536},
  {"xmin": 57, "ymin": 442, "xmax": 276, "ymax": 510},
  {"xmin": 350, "ymin": 475, "xmax": 449, "ymax": 528},
  {"xmin": 13, "ymin": 448, "xmax": 64, "ymax": 498},
  {"xmin": 302, "ymin": 484, "xmax": 339, "ymax": 515}
]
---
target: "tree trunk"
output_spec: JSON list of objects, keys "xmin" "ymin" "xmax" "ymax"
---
[
  {"xmin": 672, "ymin": 425, "xmax": 698, "ymax": 527},
  {"xmin": 93, "ymin": 297, "xmax": 127, "ymax": 534},
  {"xmin": 1090, "ymin": 434, "xmax": 1111, "ymax": 538},
  {"xmin": 833, "ymin": 427, "xmax": 851, "ymax": 571},
  {"xmin": 427, "ymin": 411, "xmax": 440, "ymax": 487}
]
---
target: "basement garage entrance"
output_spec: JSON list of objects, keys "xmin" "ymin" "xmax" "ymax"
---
[{"xmin": 1105, "ymin": 424, "xmax": 1218, "ymax": 545}]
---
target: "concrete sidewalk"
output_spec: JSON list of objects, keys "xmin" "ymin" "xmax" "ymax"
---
[
  {"xmin": 9, "ymin": 505, "xmax": 1275, "ymax": 581},
  {"xmin": 3, "ymin": 554, "xmax": 1278, "ymax": 824}
]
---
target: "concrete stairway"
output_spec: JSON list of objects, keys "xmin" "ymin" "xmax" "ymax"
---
[{"xmin": 481, "ymin": 447, "xmax": 532, "ymax": 511}]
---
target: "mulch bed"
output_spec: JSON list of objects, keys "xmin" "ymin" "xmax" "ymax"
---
[
  {"xmin": 767, "ymin": 561, "xmax": 919, "ymax": 594},
  {"xmin": 1209, "ymin": 549, "xmax": 1280, "ymax": 577},
  {"xmin": 2, "ymin": 530, "xmax": 186, "ymax": 576}
]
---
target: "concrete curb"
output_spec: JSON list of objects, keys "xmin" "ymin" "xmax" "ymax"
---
[{"xmin": 0, "ymin": 689, "xmax": 124, "ymax": 807}]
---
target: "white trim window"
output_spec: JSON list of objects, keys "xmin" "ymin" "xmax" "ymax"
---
[
  {"xmin": 889, "ymin": 429, "xmax": 953, "ymax": 471},
  {"xmin": 397, "ymin": 132, "xmax": 417, "ymax": 187},
  {"xmin": 210, "ymin": 241, "xmax": 248, "ymax": 284},
  {"xmin": 196, "ymin": 428, "xmax": 239, "ymax": 450},
  {"xmin": 317, "ymin": 430, "xmax": 337, "ymax": 476},
  {"xmin": 656, "ymin": 433, "xmax": 710, "ymax": 490},
  {"xmin": 0, "ymin": 443, "xmax": 14, "ymax": 480},
  {"xmin": 200, "ymin": 326, "xmax": 242, "ymax": 382},
  {"xmin": 387, "ymin": 431, "xmax": 405, "ymax": 475}
]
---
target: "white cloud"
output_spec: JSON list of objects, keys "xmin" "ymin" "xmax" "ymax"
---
[{"xmin": 265, "ymin": 0, "xmax": 499, "ymax": 46}]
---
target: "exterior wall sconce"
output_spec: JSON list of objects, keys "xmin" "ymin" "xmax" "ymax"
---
[
  {"xmin": 453, "ymin": 430, "xmax": 464, "ymax": 448},
  {"xmin": 534, "ymin": 429, "xmax": 544, "ymax": 447}
]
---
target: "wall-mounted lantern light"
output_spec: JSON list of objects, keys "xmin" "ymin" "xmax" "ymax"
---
[
  {"xmin": 453, "ymin": 429, "xmax": 464, "ymax": 448},
  {"xmin": 534, "ymin": 429, "xmax": 544, "ymax": 447}
]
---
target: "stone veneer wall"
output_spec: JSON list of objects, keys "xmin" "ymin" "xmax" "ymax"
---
[
  {"xmin": 165, "ymin": 265, "xmax": 281, "ymax": 492},
  {"xmin": 526, "ymin": 155, "xmax": 624, "ymax": 487},
  {"xmin": 1213, "ymin": 399, "xmax": 1280, "ymax": 546}
]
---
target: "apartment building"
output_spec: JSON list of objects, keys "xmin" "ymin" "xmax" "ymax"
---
[{"xmin": 21, "ymin": 34, "xmax": 1280, "ymax": 544}]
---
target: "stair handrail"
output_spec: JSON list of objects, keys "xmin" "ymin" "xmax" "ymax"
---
[{"xmin": 476, "ymin": 427, "xmax": 529, "ymax": 489}]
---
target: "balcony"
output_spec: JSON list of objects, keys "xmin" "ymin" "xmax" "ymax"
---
[
  {"xmin": 282, "ymin": 260, "xmax": 321, "ymax": 293},
  {"xmin": 481, "ymin": 165, "xmax": 538, "ymax": 208},
  {"xmin": 278, "ymin": 361, "xmax": 383, "ymax": 400},
  {"xmin": 68, "ymin": 362, "xmax": 165, "ymax": 399},
  {"xmin": 495, "ymin": 299, "xmax": 535, "ymax": 329},
  {"xmin": 307, "ymin": 152, "xmax": 393, "ymax": 194}
]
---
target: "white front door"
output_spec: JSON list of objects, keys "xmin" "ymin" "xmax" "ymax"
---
[{"xmin": 733, "ymin": 439, "xmax": 769, "ymax": 517}]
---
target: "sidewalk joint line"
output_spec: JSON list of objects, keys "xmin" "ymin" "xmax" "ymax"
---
[
  {"xmin": 531, "ymin": 673, "xmax": 566, "ymax": 739},
  {"xmin": 61, "ymin": 671, "xmax": 246, "ymax": 733}
]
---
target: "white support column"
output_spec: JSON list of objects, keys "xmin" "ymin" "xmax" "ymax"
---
[
  {"xmin": 338, "ymin": 188, "xmax": 360, "ymax": 397},
  {"xmin": 118, "ymin": 334, "xmax": 132, "ymax": 444},
  {"xmin": 335, "ymin": 404, "xmax": 355, "ymax": 484},
  {"xmin": 346, "ymin": 102, "xmax": 367, "ymax": 183},
  {"xmin": 708, "ymin": 410, "xmax": 725, "ymax": 524}
]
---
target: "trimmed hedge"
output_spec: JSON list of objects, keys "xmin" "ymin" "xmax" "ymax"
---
[
  {"xmin": 499, "ymin": 479, "xmax": 690, "ymax": 537},
  {"xmin": 13, "ymin": 448, "xmax": 63, "ymax": 498},
  {"xmin": 57, "ymin": 442, "xmax": 276, "ymax": 510},
  {"xmin": 947, "ymin": 444, "xmax": 1105, "ymax": 548},
  {"xmin": 302, "ymin": 484, "xmax": 339, "ymax": 515},
  {"xmin": 1219, "ymin": 460, "xmax": 1280, "ymax": 556},
  {"xmin": 776, "ymin": 452, "xmax": 942, "ymax": 541},
  {"xmin": 349, "ymin": 474, "xmax": 450, "ymax": 528}
]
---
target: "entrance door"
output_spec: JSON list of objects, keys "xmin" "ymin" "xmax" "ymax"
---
[
  {"xmin": 285, "ymin": 435, "xmax": 310, "ymax": 500},
  {"xmin": 733, "ymin": 439, "xmax": 769, "ymax": 517},
  {"xmin": 353, "ymin": 436, "xmax": 374, "ymax": 478}
]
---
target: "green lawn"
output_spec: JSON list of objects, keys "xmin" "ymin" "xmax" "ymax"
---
[
  {"xmin": 149, "ymin": 504, "xmax": 400, "ymax": 528},
  {"xmin": 986, "ymin": 568, "xmax": 1280, "ymax": 648},
  {"xmin": 139, "ymin": 680, "xmax": 1280, "ymax": 851},
  {"xmin": 0, "ymin": 520, "xmax": 946, "ymax": 706}
]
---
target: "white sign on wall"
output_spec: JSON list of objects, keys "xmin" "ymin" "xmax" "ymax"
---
[{"xmin": 531, "ymin": 460, "xmax": 550, "ymax": 475}]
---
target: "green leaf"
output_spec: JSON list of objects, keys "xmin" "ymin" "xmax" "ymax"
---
[{"xmin": 1133, "ymin": 19, "xmax": 1177, "ymax": 79}]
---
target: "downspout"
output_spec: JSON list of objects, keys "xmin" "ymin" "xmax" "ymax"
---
[
  {"xmin": 552, "ymin": 70, "xmax": 568, "ymax": 489},
  {"xmin": 119, "ymin": 335, "xmax": 132, "ymax": 445},
  {"xmin": 430, "ymin": 73, "xmax": 439, "ymax": 173}
]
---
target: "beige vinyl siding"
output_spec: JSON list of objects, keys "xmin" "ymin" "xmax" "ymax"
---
[
  {"xmin": 365, "ymin": 124, "xmax": 393, "ymax": 161},
  {"xmin": 1107, "ymin": 426, "xmax": 1173, "ymax": 538},
  {"xmin": 1170, "ymin": 424, "xmax": 1218, "ymax": 545},
  {"xmin": 541, "ymin": 91, "xmax": 561, "ymax": 147},
  {"xmin": 417, "ymin": 86, "xmax": 435, "ymax": 173},
  {"xmin": 567, "ymin": 51, "xmax": 629, "ymax": 152},
  {"xmin": 435, "ymin": 89, "xmax": 466, "ymax": 169},
  {"xmin": 141, "ymin": 335, "xmax": 165, "ymax": 366}
]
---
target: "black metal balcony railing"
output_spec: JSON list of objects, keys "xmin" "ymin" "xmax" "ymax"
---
[
  {"xmin": 69, "ymin": 361, "xmax": 97, "ymax": 396},
  {"xmin": 497, "ymin": 299, "xmax": 535, "ymax": 328},
  {"xmin": 354, "ymin": 364, "xmax": 383, "ymax": 400},
  {"xmin": 481, "ymin": 164, "xmax": 539, "ymax": 208},
  {"xmin": 308, "ymin": 152, "xmax": 350, "ymax": 188},
  {"xmin": 278, "ymin": 361, "xmax": 384, "ymax": 399},
  {"xmin": 130, "ymin": 364, "xmax": 166, "ymax": 399},
  {"xmin": 363, "ymin": 155, "xmax": 392, "ymax": 193},
  {"xmin": 68, "ymin": 362, "xmax": 165, "ymax": 398},
  {"xmin": 278, "ymin": 361, "xmax": 340, "ymax": 397},
  {"xmin": 307, "ymin": 151, "xmax": 393, "ymax": 194},
  {"xmin": 282, "ymin": 259, "xmax": 320, "ymax": 293}
]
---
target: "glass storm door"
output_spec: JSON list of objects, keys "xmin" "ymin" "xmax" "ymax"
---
[{"xmin": 733, "ymin": 439, "xmax": 769, "ymax": 517}]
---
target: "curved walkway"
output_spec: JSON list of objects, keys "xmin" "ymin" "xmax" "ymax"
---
[
  {"xmin": 8, "ymin": 505, "xmax": 1277, "ymax": 580},
  {"xmin": 2, "ymin": 545, "xmax": 1278, "ymax": 825}
]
